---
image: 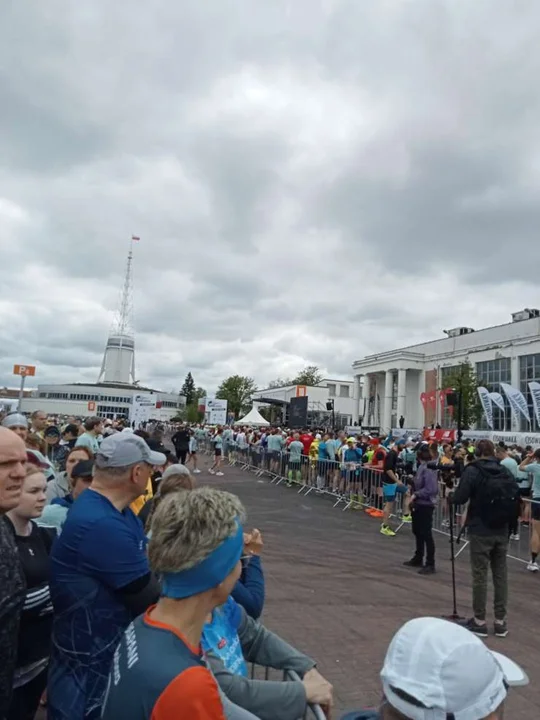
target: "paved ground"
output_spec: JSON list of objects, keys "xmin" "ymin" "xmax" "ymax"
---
[{"xmin": 202, "ymin": 457, "xmax": 540, "ymax": 718}]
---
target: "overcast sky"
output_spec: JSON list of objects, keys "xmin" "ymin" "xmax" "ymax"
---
[{"xmin": 1, "ymin": 1, "xmax": 539, "ymax": 394}]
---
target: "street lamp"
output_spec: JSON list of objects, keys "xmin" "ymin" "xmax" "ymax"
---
[{"xmin": 326, "ymin": 399, "xmax": 335, "ymax": 430}]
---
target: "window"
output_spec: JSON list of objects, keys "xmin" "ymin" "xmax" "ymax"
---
[
  {"xmin": 476, "ymin": 358, "xmax": 511, "ymax": 431},
  {"xmin": 339, "ymin": 385, "xmax": 350, "ymax": 398},
  {"xmin": 519, "ymin": 354, "xmax": 540, "ymax": 432},
  {"xmin": 327, "ymin": 384, "xmax": 336, "ymax": 397}
]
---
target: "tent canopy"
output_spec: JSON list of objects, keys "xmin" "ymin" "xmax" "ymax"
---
[{"xmin": 236, "ymin": 407, "xmax": 270, "ymax": 426}]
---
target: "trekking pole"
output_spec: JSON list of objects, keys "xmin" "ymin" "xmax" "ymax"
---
[{"xmin": 442, "ymin": 500, "xmax": 465, "ymax": 623}]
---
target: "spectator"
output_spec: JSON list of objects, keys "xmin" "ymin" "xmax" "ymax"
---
[
  {"xmin": 202, "ymin": 596, "xmax": 333, "ymax": 720},
  {"xmin": 48, "ymin": 433, "xmax": 165, "ymax": 719},
  {"xmin": 5, "ymin": 465, "xmax": 55, "ymax": 720},
  {"xmin": 287, "ymin": 432, "xmax": 304, "ymax": 485},
  {"xmin": 141, "ymin": 463, "xmax": 195, "ymax": 529},
  {"xmin": 57, "ymin": 423, "xmax": 80, "ymax": 471},
  {"xmin": 171, "ymin": 423, "xmax": 190, "ymax": 465},
  {"xmin": 30, "ymin": 410, "xmax": 48, "ymax": 438},
  {"xmin": 2, "ymin": 412, "xmax": 29, "ymax": 441},
  {"xmin": 45, "ymin": 445, "xmax": 94, "ymax": 503},
  {"xmin": 380, "ymin": 439, "xmax": 410, "ymax": 537},
  {"xmin": 75, "ymin": 416, "xmax": 103, "ymax": 455},
  {"xmin": 267, "ymin": 428, "xmax": 284, "ymax": 476},
  {"xmin": 340, "ymin": 616, "xmax": 527, "ymax": 720},
  {"xmin": 44, "ymin": 425, "xmax": 63, "ymax": 467},
  {"xmin": 450, "ymin": 439, "xmax": 519, "ymax": 638},
  {"xmin": 101, "ymin": 487, "xmax": 249, "ymax": 719},
  {"xmin": 518, "ymin": 448, "xmax": 540, "ymax": 571},
  {"xmin": 0, "ymin": 427, "xmax": 27, "ymax": 718},
  {"xmin": 40, "ymin": 460, "xmax": 95, "ymax": 533},
  {"xmin": 403, "ymin": 446, "xmax": 438, "ymax": 575}
]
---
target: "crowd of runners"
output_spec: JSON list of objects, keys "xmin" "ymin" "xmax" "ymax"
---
[{"xmin": 0, "ymin": 408, "xmax": 534, "ymax": 720}]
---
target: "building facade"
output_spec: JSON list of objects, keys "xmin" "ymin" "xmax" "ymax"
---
[
  {"xmin": 352, "ymin": 309, "xmax": 540, "ymax": 432},
  {"xmin": 19, "ymin": 382, "xmax": 185, "ymax": 422},
  {"xmin": 252, "ymin": 378, "xmax": 358, "ymax": 426}
]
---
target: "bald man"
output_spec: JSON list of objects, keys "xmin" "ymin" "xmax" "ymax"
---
[{"xmin": 0, "ymin": 427, "xmax": 27, "ymax": 718}]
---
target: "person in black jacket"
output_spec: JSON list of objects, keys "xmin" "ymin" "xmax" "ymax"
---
[
  {"xmin": 5, "ymin": 464, "xmax": 56, "ymax": 720},
  {"xmin": 450, "ymin": 439, "xmax": 518, "ymax": 639},
  {"xmin": 171, "ymin": 424, "xmax": 190, "ymax": 464}
]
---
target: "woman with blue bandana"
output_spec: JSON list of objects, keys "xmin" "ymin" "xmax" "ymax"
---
[{"xmin": 102, "ymin": 487, "xmax": 251, "ymax": 720}]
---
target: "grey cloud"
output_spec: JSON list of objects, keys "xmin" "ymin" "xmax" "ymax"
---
[{"xmin": 1, "ymin": 1, "xmax": 539, "ymax": 392}]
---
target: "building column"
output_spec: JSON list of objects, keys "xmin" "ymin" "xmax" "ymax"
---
[
  {"xmin": 510, "ymin": 354, "xmax": 521, "ymax": 431},
  {"xmin": 354, "ymin": 374, "xmax": 363, "ymax": 424},
  {"xmin": 383, "ymin": 370, "xmax": 394, "ymax": 432},
  {"xmin": 397, "ymin": 368, "xmax": 407, "ymax": 425}
]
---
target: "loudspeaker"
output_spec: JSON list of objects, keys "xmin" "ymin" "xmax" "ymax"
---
[
  {"xmin": 326, "ymin": 402, "xmax": 333, "ymax": 411},
  {"xmin": 446, "ymin": 392, "xmax": 458, "ymax": 407}
]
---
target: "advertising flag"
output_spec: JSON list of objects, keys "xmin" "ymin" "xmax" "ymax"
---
[{"xmin": 477, "ymin": 387, "xmax": 494, "ymax": 429}]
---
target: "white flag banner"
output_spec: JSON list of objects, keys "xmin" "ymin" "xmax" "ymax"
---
[
  {"xmin": 477, "ymin": 387, "xmax": 494, "ymax": 429},
  {"xmin": 488, "ymin": 392, "xmax": 506, "ymax": 413},
  {"xmin": 529, "ymin": 382, "xmax": 540, "ymax": 427},
  {"xmin": 501, "ymin": 383, "xmax": 530, "ymax": 425}
]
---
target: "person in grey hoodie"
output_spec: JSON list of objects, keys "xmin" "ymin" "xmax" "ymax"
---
[
  {"xmin": 402, "ymin": 445, "xmax": 439, "ymax": 574},
  {"xmin": 203, "ymin": 596, "xmax": 332, "ymax": 720},
  {"xmin": 45, "ymin": 446, "xmax": 93, "ymax": 504}
]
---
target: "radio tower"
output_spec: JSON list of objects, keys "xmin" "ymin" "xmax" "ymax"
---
[{"xmin": 98, "ymin": 239, "xmax": 137, "ymax": 385}]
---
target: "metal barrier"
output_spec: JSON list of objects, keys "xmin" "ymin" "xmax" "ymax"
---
[
  {"xmin": 199, "ymin": 437, "xmax": 539, "ymax": 567},
  {"xmin": 249, "ymin": 665, "xmax": 326, "ymax": 720}
]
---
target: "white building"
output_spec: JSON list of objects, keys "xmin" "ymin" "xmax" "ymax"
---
[
  {"xmin": 352, "ymin": 308, "xmax": 540, "ymax": 433},
  {"xmin": 252, "ymin": 378, "xmax": 357, "ymax": 426},
  {"xmin": 19, "ymin": 382, "xmax": 185, "ymax": 422}
]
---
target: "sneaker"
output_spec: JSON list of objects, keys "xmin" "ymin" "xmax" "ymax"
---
[
  {"xmin": 401, "ymin": 514, "xmax": 412, "ymax": 523},
  {"xmin": 494, "ymin": 620, "xmax": 508, "ymax": 638},
  {"xmin": 463, "ymin": 618, "xmax": 488, "ymax": 638},
  {"xmin": 418, "ymin": 565, "xmax": 436, "ymax": 575},
  {"xmin": 369, "ymin": 509, "xmax": 385, "ymax": 518},
  {"xmin": 208, "ymin": 469, "xmax": 215, "ymax": 475},
  {"xmin": 380, "ymin": 525, "xmax": 396, "ymax": 537},
  {"xmin": 216, "ymin": 471, "xmax": 224, "ymax": 476},
  {"xmin": 403, "ymin": 557, "xmax": 423, "ymax": 567},
  {"xmin": 526, "ymin": 561, "xmax": 539, "ymax": 572},
  {"xmin": 193, "ymin": 469, "xmax": 201, "ymax": 474},
  {"xmin": 510, "ymin": 533, "xmax": 520, "ymax": 541}
]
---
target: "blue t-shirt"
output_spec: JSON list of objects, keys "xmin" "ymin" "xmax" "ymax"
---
[
  {"xmin": 48, "ymin": 489, "xmax": 149, "ymax": 720},
  {"xmin": 318, "ymin": 442, "xmax": 330, "ymax": 461},
  {"xmin": 202, "ymin": 597, "xmax": 247, "ymax": 677},
  {"xmin": 288, "ymin": 440, "xmax": 304, "ymax": 461},
  {"xmin": 267, "ymin": 434, "xmax": 284, "ymax": 452},
  {"xmin": 527, "ymin": 462, "xmax": 540, "ymax": 499}
]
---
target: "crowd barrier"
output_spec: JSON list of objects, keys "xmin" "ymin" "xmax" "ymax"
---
[
  {"xmin": 198, "ymin": 437, "xmax": 538, "ymax": 566},
  {"xmin": 250, "ymin": 666, "xmax": 326, "ymax": 720}
]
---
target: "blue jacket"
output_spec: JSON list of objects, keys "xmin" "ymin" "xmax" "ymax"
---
[{"xmin": 231, "ymin": 556, "xmax": 265, "ymax": 620}]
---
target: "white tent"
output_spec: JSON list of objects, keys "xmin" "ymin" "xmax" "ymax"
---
[{"xmin": 236, "ymin": 407, "xmax": 270, "ymax": 426}]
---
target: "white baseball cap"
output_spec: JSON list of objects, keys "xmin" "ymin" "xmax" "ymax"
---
[{"xmin": 381, "ymin": 617, "xmax": 528, "ymax": 720}]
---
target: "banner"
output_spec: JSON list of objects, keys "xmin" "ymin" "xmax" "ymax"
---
[
  {"xmin": 422, "ymin": 427, "xmax": 540, "ymax": 449},
  {"xmin": 420, "ymin": 392, "xmax": 427, "ymax": 411},
  {"xmin": 130, "ymin": 392, "xmax": 156, "ymax": 426},
  {"xmin": 477, "ymin": 387, "xmax": 494, "ymax": 429},
  {"xmin": 488, "ymin": 392, "xmax": 506, "ymax": 413},
  {"xmin": 529, "ymin": 382, "xmax": 540, "ymax": 427},
  {"xmin": 501, "ymin": 383, "xmax": 530, "ymax": 425},
  {"xmin": 204, "ymin": 397, "xmax": 228, "ymax": 425}
]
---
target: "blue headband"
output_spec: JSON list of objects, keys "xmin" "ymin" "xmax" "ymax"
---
[{"xmin": 161, "ymin": 521, "xmax": 244, "ymax": 599}]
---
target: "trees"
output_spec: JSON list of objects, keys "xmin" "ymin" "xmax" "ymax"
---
[
  {"xmin": 291, "ymin": 365, "xmax": 323, "ymax": 386},
  {"xmin": 268, "ymin": 377, "xmax": 292, "ymax": 389},
  {"xmin": 443, "ymin": 362, "xmax": 482, "ymax": 430},
  {"xmin": 216, "ymin": 375, "xmax": 257, "ymax": 418},
  {"xmin": 180, "ymin": 372, "xmax": 196, "ymax": 406}
]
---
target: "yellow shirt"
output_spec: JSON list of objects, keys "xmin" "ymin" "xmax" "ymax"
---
[{"xmin": 130, "ymin": 479, "xmax": 154, "ymax": 516}]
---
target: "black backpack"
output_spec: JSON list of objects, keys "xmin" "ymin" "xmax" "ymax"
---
[{"xmin": 474, "ymin": 463, "xmax": 520, "ymax": 530}]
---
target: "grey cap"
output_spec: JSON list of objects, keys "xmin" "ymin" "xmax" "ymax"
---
[
  {"xmin": 2, "ymin": 413, "xmax": 28, "ymax": 429},
  {"xmin": 161, "ymin": 463, "xmax": 192, "ymax": 482},
  {"xmin": 97, "ymin": 432, "xmax": 167, "ymax": 468}
]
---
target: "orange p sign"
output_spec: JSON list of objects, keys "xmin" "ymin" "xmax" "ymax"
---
[
  {"xmin": 296, "ymin": 385, "xmax": 307, "ymax": 397},
  {"xmin": 13, "ymin": 364, "xmax": 36, "ymax": 377},
  {"xmin": 88, "ymin": 402, "xmax": 96, "ymax": 412}
]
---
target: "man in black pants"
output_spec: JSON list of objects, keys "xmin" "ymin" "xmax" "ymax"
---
[
  {"xmin": 403, "ymin": 445, "xmax": 439, "ymax": 574},
  {"xmin": 171, "ymin": 424, "xmax": 190, "ymax": 465}
]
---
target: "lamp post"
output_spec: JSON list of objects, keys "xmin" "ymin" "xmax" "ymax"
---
[{"xmin": 326, "ymin": 399, "xmax": 335, "ymax": 431}]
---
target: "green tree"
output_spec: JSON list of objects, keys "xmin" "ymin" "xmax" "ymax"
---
[
  {"xmin": 180, "ymin": 372, "xmax": 196, "ymax": 406},
  {"xmin": 292, "ymin": 365, "xmax": 323, "ymax": 386},
  {"xmin": 268, "ymin": 377, "xmax": 292, "ymax": 389},
  {"xmin": 195, "ymin": 386, "xmax": 206, "ymax": 401},
  {"xmin": 443, "ymin": 362, "xmax": 482, "ymax": 431},
  {"xmin": 216, "ymin": 375, "xmax": 257, "ymax": 418}
]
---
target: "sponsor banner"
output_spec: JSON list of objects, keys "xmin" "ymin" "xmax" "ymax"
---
[
  {"xmin": 209, "ymin": 409, "xmax": 227, "ymax": 425},
  {"xmin": 501, "ymin": 383, "xmax": 530, "ymax": 425},
  {"xmin": 130, "ymin": 392, "xmax": 156, "ymax": 426},
  {"xmin": 391, "ymin": 428, "xmax": 423, "ymax": 441},
  {"xmin": 488, "ymin": 392, "xmax": 506, "ymax": 413},
  {"xmin": 477, "ymin": 387, "xmax": 494, "ymax": 429},
  {"xmin": 423, "ymin": 428, "xmax": 457, "ymax": 443},
  {"xmin": 529, "ymin": 382, "xmax": 540, "ymax": 427},
  {"xmin": 422, "ymin": 427, "xmax": 540, "ymax": 449},
  {"xmin": 203, "ymin": 397, "xmax": 228, "ymax": 425}
]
